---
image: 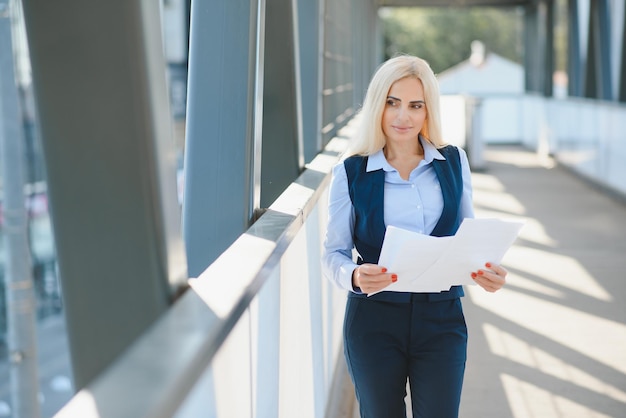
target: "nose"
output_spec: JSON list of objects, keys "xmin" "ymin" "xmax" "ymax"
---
[{"xmin": 395, "ymin": 106, "xmax": 409, "ymax": 121}]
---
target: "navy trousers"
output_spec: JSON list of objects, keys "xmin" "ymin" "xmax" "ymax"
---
[{"xmin": 343, "ymin": 294, "xmax": 468, "ymax": 418}]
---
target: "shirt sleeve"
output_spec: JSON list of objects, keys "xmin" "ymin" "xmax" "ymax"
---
[
  {"xmin": 321, "ymin": 162, "xmax": 360, "ymax": 293},
  {"xmin": 458, "ymin": 147, "xmax": 475, "ymax": 221}
]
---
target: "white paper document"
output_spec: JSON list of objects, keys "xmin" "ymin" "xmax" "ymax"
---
[{"xmin": 373, "ymin": 218, "xmax": 524, "ymax": 295}]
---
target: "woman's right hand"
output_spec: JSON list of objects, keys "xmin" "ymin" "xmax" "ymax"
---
[{"xmin": 352, "ymin": 264, "xmax": 397, "ymax": 294}]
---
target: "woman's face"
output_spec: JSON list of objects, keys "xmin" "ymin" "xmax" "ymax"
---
[{"xmin": 381, "ymin": 77, "xmax": 427, "ymax": 146}]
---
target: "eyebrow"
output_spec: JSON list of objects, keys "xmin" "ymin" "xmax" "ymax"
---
[{"xmin": 387, "ymin": 95, "xmax": 425, "ymax": 104}]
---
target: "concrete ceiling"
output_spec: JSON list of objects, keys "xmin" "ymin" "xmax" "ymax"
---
[{"xmin": 377, "ymin": 0, "xmax": 533, "ymax": 7}]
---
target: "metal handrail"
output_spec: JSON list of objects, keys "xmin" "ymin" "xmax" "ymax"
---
[{"xmin": 53, "ymin": 130, "xmax": 352, "ymax": 418}]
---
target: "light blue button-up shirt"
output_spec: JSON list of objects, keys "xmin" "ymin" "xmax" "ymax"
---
[{"xmin": 322, "ymin": 140, "xmax": 475, "ymax": 292}]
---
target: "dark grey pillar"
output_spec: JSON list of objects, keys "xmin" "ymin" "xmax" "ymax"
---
[
  {"xmin": 543, "ymin": 0, "xmax": 555, "ymax": 96},
  {"xmin": 619, "ymin": 1, "xmax": 626, "ymax": 102},
  {"xmin": 585, "ymin": 0, "xmax": 613, "ymax": 100},
  {"xmin": 351, "ymin": 0, "xmax": 379, "ymax": 105},
  {"xmin": 567, "ymin": 0, "xmax": 583, "ymax": 97},
  {"xmin": 183, "ymin": 0, "xmax": 265, "ymax": 277},
  {"xmin": 524, "ymin": 0, "xmax": 553, "ymax": 96},
  {"xmin": 352, "ymin": 0, "xmax": 365, "ymax": 106},
  {"xmin": 261, "ymin": 0, "xmax": 303, "ymax": 208},
  {"xmin": 321, "ymin": 0, "xmax": 357, "ymax": 146},
  {"xmin": 524, "ymin": 3, "xmax": 540, "ymax": 93},
  {"xmin": 298, "ymin": 0, "xmax": 322, "ymax": 163},
  {"xmin": 21, "ymin": 0, "xmax": 186, "ymax": 389}
]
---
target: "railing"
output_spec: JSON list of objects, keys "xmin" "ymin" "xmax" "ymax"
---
[
  {"xmin": 442, "ymin": 93, "xmax": 626, "ymax": 198},
  {"xmin": 53, "ymin": 125, "xmax": 356, "ymax": 418},
  {"xmin": 539, "ymin": 96, "xmax": 626, "ymax": 198}
]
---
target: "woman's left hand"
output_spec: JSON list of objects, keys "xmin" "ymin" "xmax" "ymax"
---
[{"xmin": 471, "ymin": 262, "xmax": 507, "ymax": 293}]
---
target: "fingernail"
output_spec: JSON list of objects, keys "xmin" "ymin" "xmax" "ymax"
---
[
  {"xmin": 471, "ymin": 272, "xmax": 477, "ymax": 278},
  {"xmin": 478, "ymin": 270, "xmax": 484, "ymax": 275},
  {"xmin": 485, "ymin": 263, "xmax": 492, "ymax": 268},
  {"xmin": 381, "ymin": 267, "xmax": 387, "ymax": 273},
  {"xmin": 391, "ymin": 274, "xmax": 397, "ymax": 282}
]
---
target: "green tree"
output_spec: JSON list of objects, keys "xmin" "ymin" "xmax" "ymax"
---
[{"xmin": 380, "ymin": 7, "xmax": 524, "ymax": 74}]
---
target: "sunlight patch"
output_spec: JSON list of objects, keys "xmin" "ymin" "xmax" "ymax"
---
[
  {"xmin": 504, "ymin": 246, "xmax": 612, "ymax": 302},
  {"xmin": 504, "ymin": 271, "xmax": 565, "ymax": 298},
  {"xmin": 473, "ymin": 189, "xmax": 526, "ymax": 215},
  {"xmin": 500, "ymin": 373, "xmax": 614, "ymax": 418},
  {"xmin": 468, "ymin": 287, "xmax": 626, "ymax": 375},
  {"xmin": 484, "ymin": 324, "xmax": 626, "ymax": 404}
]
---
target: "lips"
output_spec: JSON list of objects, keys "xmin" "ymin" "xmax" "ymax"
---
[{"xmin": 392, "ymin": 126, "xmax": 412, "ymax": 133}]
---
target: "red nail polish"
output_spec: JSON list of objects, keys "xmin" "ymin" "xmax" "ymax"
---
[
  {"xmin": 478, "ymin": 270, "xmax": 483, "ymax": 275},
  {"xmin": 381, "ymin": 267, "xmax": 387, "ymax": 273},
  {"xmin": 471, "ymin": 272, "xmax": 477, "ymax": 278},
  {"xmin": 486, "ymin": 263, "xmax": 492, "ymax": 268},
  {"xmin": 391, "ymin": 274, "xmax": 398, "ymax": 282}
]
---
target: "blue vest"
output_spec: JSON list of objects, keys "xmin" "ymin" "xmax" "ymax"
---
[{"xmin": 343, "ymin": 145, "xmax": 465, "ymax": 302}]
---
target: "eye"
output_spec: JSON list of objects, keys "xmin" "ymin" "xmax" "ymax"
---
[
  {"xmin": 386, "ymin": 98, "xmax": 397, "ymax": 106},
  {"xmin": 411, "ymin": 103, "xmax": 424, "ymax": 109}
]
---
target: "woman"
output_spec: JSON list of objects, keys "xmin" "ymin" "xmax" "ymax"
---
[{"xmin": 322, "ymin": 55, "xmax": 508, "ymax": 417}]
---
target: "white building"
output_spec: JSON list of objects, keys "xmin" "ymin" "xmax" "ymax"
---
[
  {"xmin": 437, "ymin": 41, "xmax": 525, "ymax": 96},
  {"xmin": 438, "ymin": 41, "xmax": 528, "ymax": 149}
]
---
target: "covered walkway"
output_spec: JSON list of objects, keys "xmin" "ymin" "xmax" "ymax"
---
[
  {"xmin": 460, "ymin": 146, "xmax": 626, "ymax": 418},
  {"xmin": 332, "ymin": 145, "xmax": 626, "ymax": 417},
  {"xmin": 44, "ymin": 145, "xmax": 626, "ymax": 417},
  {"xmin": 3, "ymin": 0, "xmax": 626, "ymax": 416}
]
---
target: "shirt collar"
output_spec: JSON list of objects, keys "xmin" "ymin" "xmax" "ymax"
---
[{"xmin": 365, "ymin": 136, "xmax": 445, "ymax": 172}]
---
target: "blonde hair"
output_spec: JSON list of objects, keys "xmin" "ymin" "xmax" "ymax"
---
[{"xmin": 349, "ymin": 55, "xmax": 445, "ymax": 156}]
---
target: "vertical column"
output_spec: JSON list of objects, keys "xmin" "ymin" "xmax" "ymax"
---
[
  {"xmin": 352, "ymin": 0, "xmax": 379, "ymax": 105},
  {"xmin": 260, "ymin": 0, "xmax": 303, "ymax": 207},
  {"xmin": 619, "ymin": 1, "xmax": 626, "ymax": 102},
  {"xmin": 524, "ymin": 2, "xmax": 541, "ymax": 93},
  {"xmin": 298, "ymin": 0, "xmax": 322, "ymax": 163},
  {"xmin": 21, "ymin": 0, "xmax": 186, "ymax": 389},
  {"xmin": 351, "ymin": 0, "xmax": 364, "ymax": 108},
  {"xmin": 544, "ymin": 0, "xmax": 555, "ymax": 96},
  {"xmin": 321, "ymin": 0, "xmax": 333, "ymax": 146},
  {"xmin": 524, "ymin": 0, "xmax": 553, "ymax": 96},
  {"xmin": 0, "ymin": 1, "xmax": 40, "ymax": 415},
  {"xmin": 585, "ymin": 0, "xmax": 613, "ymax": 99},
  {"xmin": 567, "ymin": 0, "xmax": 583, "ymax": 97},
  {"xmin": 183, "ymin": 0, "xmax": 265, "ymax": 276},
  {"xmin": 320, "ymin": 0, "xmax": 357, "ymax": 146}
]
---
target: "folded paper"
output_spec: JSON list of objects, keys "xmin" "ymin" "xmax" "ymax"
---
[{"xmin": 372, "ymin": 218, "xmax": 524, "ymax": 295}]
